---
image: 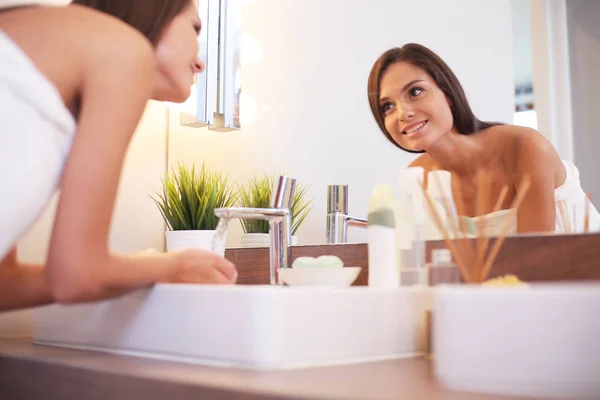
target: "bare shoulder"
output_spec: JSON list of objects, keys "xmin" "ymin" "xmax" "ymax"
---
[
  {"xmin": 481, "ymin": 124, "xmax": 555, "ymax": 163},
  {"xmin": 483, "ymin": 123, "xmax": 548, "ymax": 149},
  {"xmin": 64, "ymin": 5, "xmax": 154, "ymax": 58},
  {"xmin": 491, "ymin": 124, "xmax": 558, "ymax": 161},
  {"xmin": 0, "ymin": 5, "xmax": 154, "ymax": 103},
  {"xmin": 488, "ymin": 124, "xmax": 564, "ymax": 186},
  {"xmin": 1, "ymin": 5, "xmax": 152, "ymax": 52},
  {"xmin": 65, "ymin": 5, "xmax": 156, "ymax": 92}
]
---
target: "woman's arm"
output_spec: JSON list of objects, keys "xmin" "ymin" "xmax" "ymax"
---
[
  {"xmin": 514, "ymin": 129, "xmax": 558, "ymax": 234},
  {"xmin": 44, "ymin": 21, "xmax": 235, "ymax": 304},
  {"xmin": 0, "ymin": 248, "xmax": 235, "ymax": 311}
]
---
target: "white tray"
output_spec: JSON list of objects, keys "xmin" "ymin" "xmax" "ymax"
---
[
  {"xmin": 433, "ymin": 282, "xmax": 600, "ymax": 399},
  {"xmin": 33, "ymin": 284, "xmax": 432, "ymax": 370}
]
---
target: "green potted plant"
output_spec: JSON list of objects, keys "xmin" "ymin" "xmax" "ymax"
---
[
  {"xmin": 151, "ymin": 162, "xmax": 237, "ymax": 255},
  {"xmin": 237, "ymin": 173, "xmax": 315, "ymax": 248}
]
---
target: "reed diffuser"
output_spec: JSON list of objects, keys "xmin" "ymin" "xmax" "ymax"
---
[{"xmin": 420, "ymin": 169, "xmax": 532, "ymax": 283}]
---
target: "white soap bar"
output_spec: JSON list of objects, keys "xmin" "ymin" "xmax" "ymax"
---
[
  {"xmin": 316, "ymin": 255, "xmax": 344, "ymax": 268},
  {"xmin": 292, "ymin": 255, "xmax": 344, "ymax": 269}
]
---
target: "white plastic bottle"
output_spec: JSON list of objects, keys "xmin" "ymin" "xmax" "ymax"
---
[
  {"xmin": 397, "ymin": 167, "xmax": 426, "ymax": 286},
  {"xmin": 367, "ymin": 185, "xmax": 399, "ymax": 288},
  {"xmin": 426, "ymin": 170, "xmax": 459, "ymax": 240}
]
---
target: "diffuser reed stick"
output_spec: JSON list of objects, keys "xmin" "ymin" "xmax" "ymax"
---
[
  {"xmin": 419, "ymin": 182, "xmax": 471, "ymax": 282},
  {"xmin": 477, "ymin": 184, "xmax": 509, "ymax": 280},
  {"xmin": 557, "ymin": 200, "xmax": 571, "ymax": 234},
  {"xmin": 475, "ymin": 170, "xmax": 488, "ymax": 282},
  {"xmin": 584, "ymin": 194, "xmax": 591, "ymax": 233},
  {"xmin": 451, "ymin": 177, "xmax": 475, "ymax": 280},
  {"xmin": 479, "ymin": 175, "xmax": 532, "ymax": 282}
]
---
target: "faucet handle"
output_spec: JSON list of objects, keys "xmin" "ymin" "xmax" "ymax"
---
[
  {"xmin": 327, "ymin": 184, "xmax": 348, "ymax": 214},
  {"xmin": 270, "ymin": 175, "xmax": 296, "ymax": 209}
]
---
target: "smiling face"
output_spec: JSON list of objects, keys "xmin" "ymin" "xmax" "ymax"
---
[
  {"xmin": 153, "ymin": 2, "xmax": 205, "ymax": 102},
  {"xmin": 378, "ymin": 62, "xmax": 454, "ymax": 152}
]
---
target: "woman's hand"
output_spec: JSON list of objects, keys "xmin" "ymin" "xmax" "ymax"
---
[{"xmin": 164, "ymin": 249, "xmax": 238, "ymax": 285}]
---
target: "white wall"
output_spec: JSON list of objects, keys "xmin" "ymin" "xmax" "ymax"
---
[
  {"xmin": 567, "ymin": 0, "xmax": 600, "ymax": 203},
  {"xmin": 108, "ymin": 102, "xmax": 167, "ymax": 254},
  {"xmin": 168, "ymin": 0, "xmax": 515, "ymax": 247}
]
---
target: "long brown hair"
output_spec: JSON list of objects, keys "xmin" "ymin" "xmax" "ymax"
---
[
  {"xmin": 367, "ymin": 43, "xmax": 502, "ymax": 154},
  {"xmin": 71, "ymin": 0, "xmax": 191, "ymax": 45}
]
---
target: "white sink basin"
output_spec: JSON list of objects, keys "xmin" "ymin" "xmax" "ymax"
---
[
  {"xmin": 434, "ymin": 283, "xmax": 600, "ymax": 399},
  {"xmin": 33, "ymin": 284, "xmax": 432, "ymax": 370}
]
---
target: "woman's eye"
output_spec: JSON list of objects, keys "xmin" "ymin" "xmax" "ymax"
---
[
  {"xmin": 409, "ymin": 87, "xmax": 423, "ymax": 97},
  {"xmin": 381, "ymin": 102, "xmax": 393, "ymax": 114}
]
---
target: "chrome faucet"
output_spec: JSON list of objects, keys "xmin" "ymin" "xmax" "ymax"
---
[
  {"xmin": 214, "ymin": 175, "xmax": 296, "ymax": 285},
  {"xmin": 326, "ymin": 184, "xmax": 367, "ymax": 244}
]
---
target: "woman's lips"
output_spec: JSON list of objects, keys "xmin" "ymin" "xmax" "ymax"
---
[{"xmin": 403, "ymin": 120, "xmax": 428, "ymax": 136}]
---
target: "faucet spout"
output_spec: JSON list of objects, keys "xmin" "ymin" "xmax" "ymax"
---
[
  {"xmin": 213, "ymin": 176, "xmax": 296, "ymax": 285},
  {"xmin": 346, "ymin": 216, "xmax": 367, "ymax": 228},
  {"xmin": 214, "ymin": 207, "xmax": 289, "ymax": 221},
  {"xmin": 326, "ymin": 184, "xmax": 367, "ymax": 244}
]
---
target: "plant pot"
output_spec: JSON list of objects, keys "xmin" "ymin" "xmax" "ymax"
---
[
  {"xmin": 165, "ymin": 230, "xmax": 227, "ymax": 257},
  {"xmin": 240, "ymin": 233, "xmax": 298, "ymax": 248}
]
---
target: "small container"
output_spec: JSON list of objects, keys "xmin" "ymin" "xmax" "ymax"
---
[
  {"xmin": 398, "ymin": 167, "xmax": 427, "ymax": 287},
  {"xmin": 397, "ymin": 168, "xmax": 426, "ymax": 265},
  {"xmin": 428, "ymin": 248, "xmax": 462, "ymax": 286},
  {"xmin": 400, "ymin": 267, "xmax": 429, "ymax": 287},
  {"xmin": 367, "ymin": 185, "xmax": 399, "ymax": 288}
]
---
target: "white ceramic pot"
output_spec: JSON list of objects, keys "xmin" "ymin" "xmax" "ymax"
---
[
  {"xmin": 165, "ymin": 230, "xmax": 227, "ymax": 257},
  {"xmin": 433, "ymin": 283, "xmax": 600, "ymax": 399},
  {"xmin": 240, "ymin": 233, "xmax": 298, "ymax": 248}
]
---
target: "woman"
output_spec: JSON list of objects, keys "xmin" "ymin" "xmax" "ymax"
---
[
  {"xmin": 0, "ymin": 0, "xmax": 237, "ymax": 312},
  {"xmin": 368, "ymin": 43, "xmax": 600, "ymax": 236}
]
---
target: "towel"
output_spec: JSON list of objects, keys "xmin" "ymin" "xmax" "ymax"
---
[
  {"xmin": 0, "ymin": 30, "xmax": 76, "ymax": 260},
  {"xmin": 467, "ymin": 160, "xmax": 600, "ymax": 236}
]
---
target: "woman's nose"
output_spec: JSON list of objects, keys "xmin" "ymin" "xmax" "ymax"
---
[
  {"xmin": 193, "ymin": 57, "xmax": 205, "ymax": 74},
  {"xmin": 398, "ymin": 105, "xmax": 415, "ymax": 121}
]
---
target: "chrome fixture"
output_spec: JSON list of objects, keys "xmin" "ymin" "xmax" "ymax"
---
[
  {"xmin": 214, "ymin": 175, "xmax": 296, "ymax": 285},
  {"xmin": 326, "ymin": 184, "xmax": 367, "ymax": 244}
]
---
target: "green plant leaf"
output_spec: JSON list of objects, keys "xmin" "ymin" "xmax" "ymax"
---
[
  {"xmin": 149, "ymin": 161, "xmax": 239, "ymax": 231},
  {"xmin": 236, "ymin": 173, "xmax": 315, "ymax": 236}
]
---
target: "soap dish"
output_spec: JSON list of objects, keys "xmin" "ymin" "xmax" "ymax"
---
[{"xmin": 278, "ymin": 267, "xmax": 361, "ymax": 287}]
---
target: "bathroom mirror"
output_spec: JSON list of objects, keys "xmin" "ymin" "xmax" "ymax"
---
[{"xmin": 167, "ymin": 0, "xmax": 600, "ymax": 247}]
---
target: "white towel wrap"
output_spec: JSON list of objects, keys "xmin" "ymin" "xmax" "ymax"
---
[
  {"xmin": 469, "ymin": 159, "xmax": 600, "ymax": 236},
  {"xmin": 0, "ymin": 30, "xmax": 76, "ymax": 259}
]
